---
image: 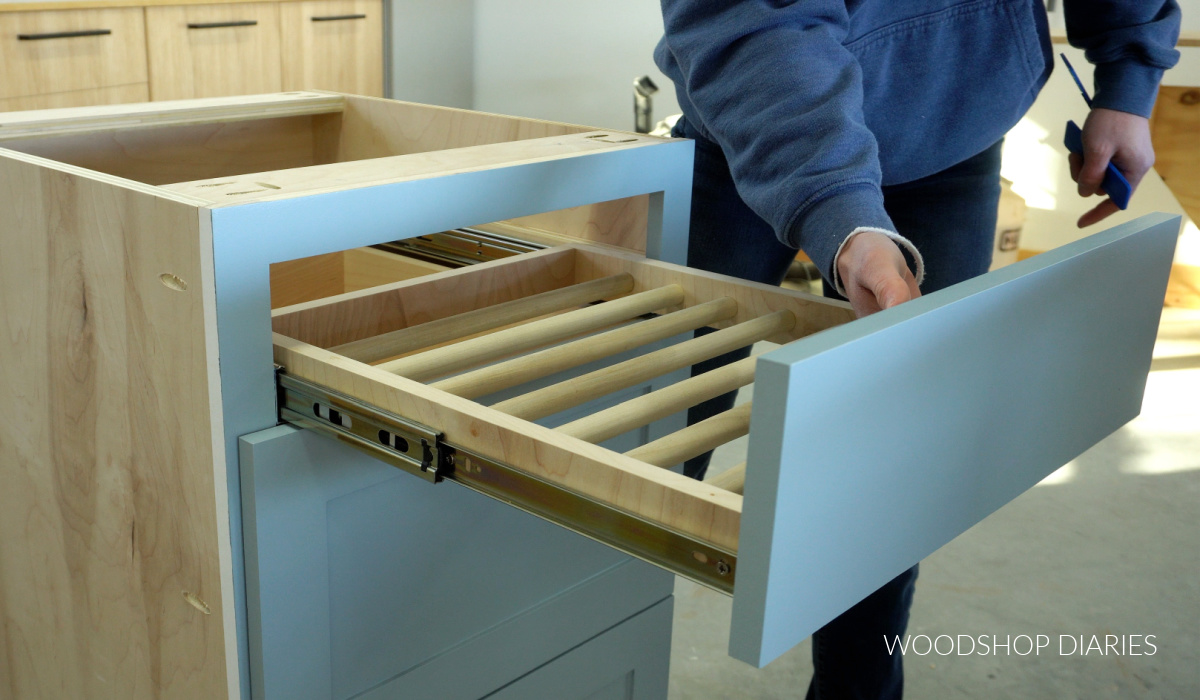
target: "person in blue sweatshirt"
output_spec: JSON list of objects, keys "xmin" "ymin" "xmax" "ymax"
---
[{"xmin": 655, "ymin": 1, "xmax": 1180, "ymax": 697}]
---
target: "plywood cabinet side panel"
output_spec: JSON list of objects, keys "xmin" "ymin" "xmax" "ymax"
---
[
  {"xmin": 3, "ymin": 115, "xmax": 319, "ymax": 186},
  {"xmin": 341, "ymin": 246, "xmax": 450, "ymax": 290},
  {"xmin": 146, "ymin": 3, "xmax": 284, "ymax": 101},
  {"xmin": 0, "ymin": 154, "xmax": 231, "ymax": 699},
  {"xmin": 271, "ymin": 245, "xmax": 576, "ymax": 347},
  {"xmin": 273, "ymin": 334, "xmax": 743, "ymax": 551},
  {"xmin": 497, "ymin": 195, "xmax": 650, "ymax": 254},
  {"xmin": 0, "ymin": 83, "xmax": 149, "ymax": 112},
  {"xmin": 0, "ymin": 8, "xmax": 148, "ymax": 100},
  {"xmin": 573, "ymin": 247, "xmax": 857, "ymax": 343},
  {"xmin": 333, "ymin": 94, "xmax": 594, "ymax": 161},
  {"xmin": 280, "ymin": 0, "xmax": 383, "ymax": 97}
]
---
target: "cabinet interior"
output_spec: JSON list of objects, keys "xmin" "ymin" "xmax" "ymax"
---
[{"xmin": 0, "ymin": 92, "xmax": 596, "ymax": 186}]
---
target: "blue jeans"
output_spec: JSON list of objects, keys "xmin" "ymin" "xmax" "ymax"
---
[{"xmin": 673, "ymin": 116, "xmax": 1002, "ymax": 699}]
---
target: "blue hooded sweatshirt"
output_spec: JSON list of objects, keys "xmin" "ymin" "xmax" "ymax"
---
[{"xmin": 654, "ymin": 0, "xmax": 1181, "ymax": 282}]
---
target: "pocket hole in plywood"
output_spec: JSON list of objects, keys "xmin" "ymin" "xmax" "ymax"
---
[
  {"xmin": 254, "ymin": 182, "xmax": 281, "ymax": 190},
  {"xmin": 182, "ymin": 590, "xmax": 211, "ymax": 615},
  {"xmin": 196, "ymin": 181, "xmax": 237, "ymax": 188},
  {"xmin": 226, "ymin": 190, "xmax": 268, "ymax": 196},
  {"xmin": 159, "ymin": 273, "xmax": 188, "ymax": 291}
]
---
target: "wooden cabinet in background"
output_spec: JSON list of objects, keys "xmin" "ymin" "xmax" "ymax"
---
[
  {"xmin": 146, "ymin": 3, "xmax": 284, "ymax": 100},
  {"xmin": 0, "ymin": 8, "xmax": 148, "ymax": 106},
  {"xmin": 0, "ymin": 1, "xmax": 383, "ymax": 111},
  {"xmin": 280, "ymin": 0, "xmax": 383, "ymax": 96}
]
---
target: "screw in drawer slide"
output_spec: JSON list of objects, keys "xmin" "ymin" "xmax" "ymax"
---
[
  {"xmin": 276, "ymin": 369, "xmax": 446, "ymax": 483},
  {"xmin": 274, "ymin": 369, "xmax": 737, "ymax": 594}
]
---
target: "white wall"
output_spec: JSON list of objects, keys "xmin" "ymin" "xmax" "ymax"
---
[
  {"xmin": 388, "ymin": 0, "xmax": 474, "ymax": 108},
  {"xmin": 472, "ymin": 0, "xmax": 680, "ymax": 131}
]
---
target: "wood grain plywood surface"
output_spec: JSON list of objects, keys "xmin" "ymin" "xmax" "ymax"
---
[
  {"xmin": 280, "ymin": 0, "xmax": 382, "ymax": 97},
  {"xmin": 272, "ymin": 245, "xmax": 577, "ymax": 348},
  {"xmin": 273, "ymin": 333, "xmax": 744, "ymax": 552},
  {"xmin": 330, "ymin": 94, "xmax": 592, "ymax": 161},
  {"xmin": 3, "ymin": 114, "xmax": 320, "ymax": 186},
  {"xmin": 0, "ymin": 153, "xmax": 231, "ymax": 699},
  {"xmin": 145, "ymin": 2, "xmax": 284, "ymax": 101},
  {"xmin": 0, "ymin": 7, "xmax": 148, "ymax": 100}
]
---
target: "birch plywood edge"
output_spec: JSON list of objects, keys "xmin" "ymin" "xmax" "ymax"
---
[
  {"xmin": 0, "ymin": 91, "xmax": 343, "ymax": 141},
  {"xmin": 0, "ymin": 150, "xmax": 232, "ymax": 698},
  {"xmin": 163, "ymin": 130, "xmax": 672, "ymax": 205},
  {"xmin": 272, "ymin": 334, "xmax": 744, "ymax": 552}
]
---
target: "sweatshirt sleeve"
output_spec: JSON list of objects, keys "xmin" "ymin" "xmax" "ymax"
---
[
  {"xmin": 1063, "ymin": 0, "xmax": 1182, "ymax": 118},
  {"xmin": 657, "ymin": 0, "xmax": 896, "ymax": 284}
]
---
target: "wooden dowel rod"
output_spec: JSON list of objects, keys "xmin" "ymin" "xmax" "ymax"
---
[
  {"xmin": 493, "ymin": 310, "xmax": 795, "ymax": 421},
  {"xmin": 431, "ymin": 297, "xmax": 739, "ymax": 399},
  {"xmin": 625, "ymin": 403, "xmax": 753, "ymax": 468},
  {"xmin": 556, "ymin": 354, "xmax": 757, "ymax": 444},
  {"xmin": 707, "ymin": 462, "xmax": 746, "ymax": 495},
  {"xmin": 332, "ymin": 273, "xmax": 634, "ymax": 363},
  {"xmin": 380, "ymin": 284, "xmax": 686, "ymax": 382}
]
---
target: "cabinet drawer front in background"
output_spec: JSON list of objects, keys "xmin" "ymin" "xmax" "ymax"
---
[
  {"xmin": 280, "ymin": 0, "xmax": 383, "ymax": 96},
  {"xmin": 0, "ymin": 8, "xmax": 148, "ymax": 100},
  {"xmin": 146, "ymin": 3, "xmax": 283, "ymax": 101}
]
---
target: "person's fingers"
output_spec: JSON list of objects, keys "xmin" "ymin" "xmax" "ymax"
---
[
  {"xmin": 1068, "ymin": 152, "xmax": 1083, "ymax": 183},
  {"xmin": 872, "ymin": 274, "xmax": 913, "ymax": 311},
  {"xmin": 1077, "ymin": 198, "xmax": 1121, "ymax": 228},
  {"xmin": 1077, "ymin": 140, "xmax": 1113, "ymax": 198}
]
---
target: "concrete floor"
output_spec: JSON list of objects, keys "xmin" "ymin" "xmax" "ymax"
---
[{"xmin": 669, "ymin": 308, "xmax": 1200, "ymax": 699}]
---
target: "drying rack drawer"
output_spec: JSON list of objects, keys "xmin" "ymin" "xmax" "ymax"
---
[{"xmin": 271, "ymin": 214, "xmax": 1178, "ymax": 667}]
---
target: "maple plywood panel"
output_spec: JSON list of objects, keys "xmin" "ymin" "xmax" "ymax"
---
[
  {"xmin": 3, "ymin": 114, "xmax": 319, "ymax": 185},
  {"xmin": 330, "ymin": 94, "xmax": 592, "ymax": 162},
  {"xmin": 271, "ymin": 245, "xmax": 577, "ymax": 348},
  {"xmin": 0, "ymin": 152, "xmax": 232, "ymax": 698}
]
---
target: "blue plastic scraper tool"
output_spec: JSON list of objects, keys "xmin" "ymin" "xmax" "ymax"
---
[{"xmin": 1061, "ymin": 53, "xmax": 1131, "ymax": 210}]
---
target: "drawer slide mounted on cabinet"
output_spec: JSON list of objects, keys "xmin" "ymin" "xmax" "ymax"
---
[
  {"xmin": 276, "ymin": 368, "xmax": 740, "ymax": 592},
  {"xmin": 270, "ymin": 214, "xmax": 1179, "ymax": 668}
]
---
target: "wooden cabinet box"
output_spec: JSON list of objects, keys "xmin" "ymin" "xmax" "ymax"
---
[{"xmin": 0, "ymin": 92, "xmax": 1179, "ymax": 697}]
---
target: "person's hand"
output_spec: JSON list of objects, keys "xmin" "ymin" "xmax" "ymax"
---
[
  {"xmin": 835, "ymin": 231, "xmax": 921, "ymax": 318},
  {"xmin": 1069, "ymin": 107, "xmax": 1155, "ymax": 228}
]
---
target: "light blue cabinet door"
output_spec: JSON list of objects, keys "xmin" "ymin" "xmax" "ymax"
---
[
  {"xmin": 483, "ymin": 598, "xmax": 673, "ymax": 700},
  {"xmin": 731, "ymin": 213, "xmax": 1179, "ymax": 666},
  {"xmin": 241, "ymin": 340, "xmax": 684, "ymax": 699}
]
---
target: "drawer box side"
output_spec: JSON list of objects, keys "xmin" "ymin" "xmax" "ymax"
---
[{"xmin": 272, "ymin": 332, "xmax": 743, "ymax": 552}]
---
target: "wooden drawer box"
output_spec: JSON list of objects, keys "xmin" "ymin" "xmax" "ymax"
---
[
  {"xmin": 0, "ymin": 8, "xmax": 148, "ymax": 101},
  {"xmin": 0, "ymin": 93, "xmax": 1179, "ymax": 696}
]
